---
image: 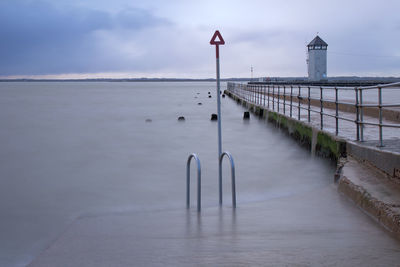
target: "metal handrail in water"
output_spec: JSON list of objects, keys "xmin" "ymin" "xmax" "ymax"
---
[
  {"xmin": 186, "ymin": 153, "xmax": 201, "ymax": 212},
  {"xmin": 219, "ymin": 151, "xmax": 236, "ymax": 208}
]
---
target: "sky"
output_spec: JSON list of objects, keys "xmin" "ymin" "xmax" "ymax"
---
[{"xmin": 0, "ymin": 0, "xmax": 399, "ymax": 79}]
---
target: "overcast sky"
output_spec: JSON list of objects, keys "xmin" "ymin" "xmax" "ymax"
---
[{"xmin": 1, "ymin": 0, "xmax": 399, "ymax": 78}]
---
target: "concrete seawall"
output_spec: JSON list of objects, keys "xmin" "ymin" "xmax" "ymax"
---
[
  {"xmin": 225, "ymin": 89, "xmax": 400, "ymax": 239},
  {"xmin": 225, "ymin": 90, "xmax": 347, "ymax": 162}
]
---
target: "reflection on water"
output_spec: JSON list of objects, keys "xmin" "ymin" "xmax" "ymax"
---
[{"xmin": 0, "ymin": 82, "xmax": 399, "ymax": 266}]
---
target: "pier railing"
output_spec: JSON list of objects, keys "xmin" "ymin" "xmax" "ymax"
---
[{"xmin": 227, "ymin": 82, "xmax": 400, "ymax": 146}]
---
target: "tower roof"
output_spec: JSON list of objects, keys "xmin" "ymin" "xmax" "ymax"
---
[{"xmin": 307, "ymin": 35, "xmax": 328, "ymax": 47}]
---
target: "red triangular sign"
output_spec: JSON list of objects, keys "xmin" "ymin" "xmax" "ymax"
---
[{"xmin": 210, "ymin": 30, "xmax": 225, "ymax": 45}]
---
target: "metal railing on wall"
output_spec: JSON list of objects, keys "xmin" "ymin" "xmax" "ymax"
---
[{"xmin": 227, "ymin": 82, "xmax": 400, "ymax": 147}]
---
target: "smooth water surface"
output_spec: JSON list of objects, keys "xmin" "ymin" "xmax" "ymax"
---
[{"xmin": 0, "ymin": 82, "xmax": 399, "ymax": 266}]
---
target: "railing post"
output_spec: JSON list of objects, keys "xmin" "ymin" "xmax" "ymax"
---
[
  {"xmin": 320, "ymin": 86, "xmax": 323, "ymax": 130},
  {"xmin": 253, "ymin": 85, "xmax": 255, "ymax": 103},
  {"xmin": 283, "ymin": 86, "xmax": 286, "ymax": 115},
  {"xmin": 186, "ymin": 153, "xmax": 201, "ymax": 212},
  {"xmin": 355, "ymin": 87, "xmax": 360, "ymax": 141},
  {"xmin": 277, "ymin": 85, "xmax": 280, "ymax": 113},
  {"xmin": 255, "ymin": 85, "xmax": 258, "ymax": 104},
  {"xmin": 263, "ymin": 85, "xmax": 266, "ymax": 107},
  {"xmin": 290, "ymin": 85, "xmax": 293, "ymax": 118},
  {"xmin": 255, "ymin": 85, "xmax": 257, "ymax": 104},
  {"xmin": 378, "ymin": 86, "xmax": 384, "ymax": 147},
  {"xmin": 335, "ymin": 87, "xmax": 339, "ymax": 136},
  {"xmin": 359, "ymin": 88, "xmax": 364, "ymax": 142},
  {"xmin": 249, "ymin": 85, "xmax": 252, "ymax": 103},
  {"xmin": 298, "ymin": 86, "xmax": 301, "ymax": 120},
  {"xmin": 256, "ymin": 85, "xmax": 258, "ymax": 105},
  {"xmin": 308, "ymin": 86, "xmax": 311, "ymax": 123},
  {"xmin": 272, "ymin": 85, "xmax": 275, "ymax": 111}
]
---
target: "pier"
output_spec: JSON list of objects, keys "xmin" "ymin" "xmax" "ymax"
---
[{"xmin": 226, "ymin": 81, "xmax": 400, "ymax": 238}]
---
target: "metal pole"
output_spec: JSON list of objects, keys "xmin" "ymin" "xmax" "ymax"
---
[
  {"xmin": 283, "ymin": 86, "xmax": 286, "ymax": 115},
  {"xmin": 277, "ymin": 86, "xmax": 280, "ymax": 113},
  {"xmin": 216, "ymin": 50, "xmax": 223, "ymax": 205},
  {"xmin": 254, "ymin": 85, "xmax": 258, "ymax": 105},
  {"xmin": 219, "ymin": 152, "xmax": 236, "ymax": 208},
  {"xmin": 355, "ymin": 87, "xmax": 360, "ymax": 141},
  {"xmin": 308, "ymin": 86, "xmax": 311, "ymax": 123},
  {"xmin": 320, "ymin": 86, "xmax": 323, "ymax": 130},
  {"xmin": 290, "ymin": 85, "xmax": 293, "ymax": 118},
  {"xmin": 378, "ymin": 87, "xmax": 384, "ymax": 147},
  {"xmin": 186, "ymin": 154, "xmax": 201, "ymax": 212},
  {"xmin": 263, "ymin": 85, "xmax": 266, "ymax": 107},
  {"xmin": 335, "ymin": 87, "xmax": 339, "ymax": 136},
  {"xmin": 359, "ymin": 88, "xmax": 364, "ymax": 142},
  {"xmin": 256, "ymin": 85, "xmax": 258, "ymax": 105},
  {"xmin": 272, "ymin": 86, "xmax": 275, "ymax": 111},
  {"xmin": 255, "ymin": 85, "xmax": 257, "ymax": 104},
  {"xmin": 298, "ymin": 86, "xmax": 301, "ymax": 120},
  {"xmin": 267, "ymin": 85, "xmax": 270, "ymax": 109}
]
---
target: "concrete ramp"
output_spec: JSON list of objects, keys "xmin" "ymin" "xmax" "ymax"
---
[{"xmin": 29, "ymin": 187, "xmax": 400, "ymax": 266}]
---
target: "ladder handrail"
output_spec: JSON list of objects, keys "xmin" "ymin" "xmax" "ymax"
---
[
  {"xmin": 186, "ymin": 153, "xmax": 201, "ymax": 212},
  {"xmin": 219, "ymin": 151, "xmax": 236, "ymax": 208}
]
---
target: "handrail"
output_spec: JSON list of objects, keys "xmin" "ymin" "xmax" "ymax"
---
[
  {"xmin": 219, "ymin": 151, "xmax": 236, "ymax": 208},
  {"xmin": 227, "ymin": 81, "xmax": 400, "ymax": 146},
  {"xmin": 186, "ymin": 153, "xmax": 201, "ymax": 212}
]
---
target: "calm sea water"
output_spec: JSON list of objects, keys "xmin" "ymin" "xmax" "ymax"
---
[{"xmin": 0, "ymin": 82, "xmax": 399, "ymax": 266}]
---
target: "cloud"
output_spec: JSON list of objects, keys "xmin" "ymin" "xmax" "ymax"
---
[
  {"xmin": 0, "ymin": 0, "xmax": 172, "ymax": 75},
  {"xmin": 1, "ymin": 0, "xmax": 399, "ymax": 78}
]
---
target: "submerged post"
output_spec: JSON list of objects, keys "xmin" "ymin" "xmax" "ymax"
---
[{"xmin": 210, "ymin": 30, "xmax": 225, "ymax": 205}]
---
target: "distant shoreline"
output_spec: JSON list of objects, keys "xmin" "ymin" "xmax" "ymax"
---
[
  {"xmin": 0, "ymin": 78, "xmax": 251, "ymax": 82},
  {"xmin": 1, "ymin": 76, "xmax": 399, "ymax": 83}
]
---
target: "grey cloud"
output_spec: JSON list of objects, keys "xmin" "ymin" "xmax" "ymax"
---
[
  {"xmin": 0, "ymin": 1, "xmax": 172, "ymax": 75},
  {"xmin": 230, "ymin": 30, "xmax": 282, "ymax": 44},
  {"xmin": 117, "ymin": 8, "xmax": 172, "ymax": 29}
]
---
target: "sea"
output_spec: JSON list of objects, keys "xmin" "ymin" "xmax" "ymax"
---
[{"xmin": 1, "ymin": 82, "xmax": 399, "ymax": 266}]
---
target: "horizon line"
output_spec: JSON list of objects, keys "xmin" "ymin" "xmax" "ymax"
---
[{"xmin": 1, "ymin": 76, "xmax": 400, "ymax": 82}]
